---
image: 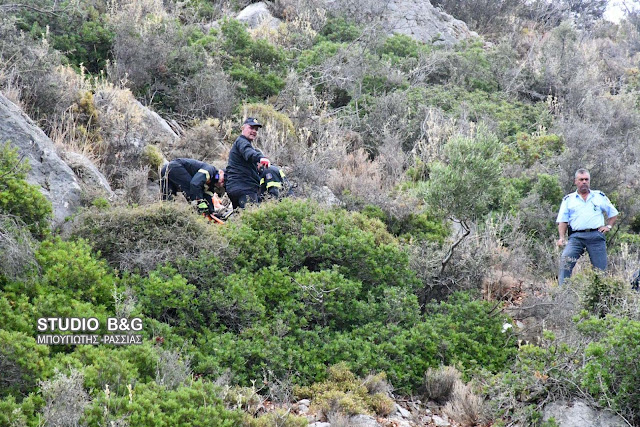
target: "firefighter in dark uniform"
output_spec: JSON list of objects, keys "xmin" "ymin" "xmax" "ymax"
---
[
  {"xmin": 259, "ymin": 165, "xmax": 290, "ymax": 200},
  {"xmin": 225, "ymin": 117, "xmax": 271, "ymax": 209},
  {"xmin": 160, "ymin": 158, "xmax": 225, "ymax": 215}
]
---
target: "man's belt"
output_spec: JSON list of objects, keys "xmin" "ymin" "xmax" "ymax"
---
[{"xmin": 569, "ymin": 227, "xmax": 598, "ymax": 236}]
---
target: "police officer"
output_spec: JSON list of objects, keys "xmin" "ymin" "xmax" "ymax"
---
[
  {"xmin": 160, "ymin": 158, "xmax": 225, "ymax": 215},
  {"xmin": 556, "ymin": 168, "xmax": 618, "ymax": 285},
  {"xmin": 259, "ymin": 164, "xmax": 290, "ymax": 200},
  {"xmin": 225, "ymin": 117, "xmax": 271, "ymax": 209}
]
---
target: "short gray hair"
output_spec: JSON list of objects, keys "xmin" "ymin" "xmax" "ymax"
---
[{"xmin": 575, "ymin": 168, "xmax": 590, "ymax": 179}]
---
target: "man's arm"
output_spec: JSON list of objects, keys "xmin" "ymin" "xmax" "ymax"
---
[
  {"xmin": 557, "ymin": 222, "xmax": 568, "ymax": 246},
  {"xmin": 238, "ymin": 139, "xmax": 264, "ymax": 165}
]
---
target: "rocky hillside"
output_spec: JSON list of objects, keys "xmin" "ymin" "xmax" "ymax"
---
[{"xmin": 2, "ymin": 0, "xmax": 640, "ymax": 426}]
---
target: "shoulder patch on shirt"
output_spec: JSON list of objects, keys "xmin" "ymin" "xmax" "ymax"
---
[
  {"xmin": 563, "ymin": 194, "xmax": 570, "ymax": 200},
  {"xmin": 266, "ymin": 172, "xmax": 273, "ymax": 180},
  {"xmin": 599, "ymin": 191, "xmax": 606, "ymax": 197}
]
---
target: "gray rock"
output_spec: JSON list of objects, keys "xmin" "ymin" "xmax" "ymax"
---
[
  {"xmin": 348, "ymin": 414, "xmax": 380, "ymax": 426},
  {"xmin": 0, "ymin": 92, "xmax": 82, "ymax": 226},
  {"xmin": 93, "ymin": 88, "xmax": 176, "ymax": 184},
  {"xmin": 380, "ymin": 0, "xmax": 477, "ymax": 46},
  {"xmin": 236, "ymin": 2, "xmax": 281, "ymax": 29},
  {"xmin": 309, "ymin": 423, "xmax": 330, "ymax": 427},
  {"xmin": 62, "ymin": 152, "xmax": 115, "ymax": 198},
  {"xmin": 543, "ymin": 400, "xmax": 627, "ymax": 427},
  {"xmin": 395, "ymin": 403, "xmax": 412, "ymax": 419},
  {"xmin": 432, "ymin": 414, "xmax": 450, "ymax": 427},
  {"xmin": 388, "ymin": 416, "xmax": 413, "ymax": 427},
  {"xmin": 308, "ymin": 185, "xmax": 342, "ymax": 207}
]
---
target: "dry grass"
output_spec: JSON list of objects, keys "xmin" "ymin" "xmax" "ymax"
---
[
  {"xmin": 0, "ymin": 215, "xmax": 39, "ymax": 281},
  {"xmin": 40, "ymin": 369, "xmax": 90, "ymax": 427},
  {"xmin": 422, "ymin": 366, "xmax": 461, "ymax": 405},
  {"xmin": 443, "ymin": 381, "xmax": 487, "ymax": 427}
]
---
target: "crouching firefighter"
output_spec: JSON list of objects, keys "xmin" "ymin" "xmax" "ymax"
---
[
  {"xmin": 259, "ymin": 165, "xmax": 293, "ymax": 201},
  {"xmin": 160, "ymin": 158, "xmax": 225, "ymax": 216}
]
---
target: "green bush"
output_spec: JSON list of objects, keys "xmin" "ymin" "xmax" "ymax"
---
[
  {"xmin": 318, "ymin": 17, "xmax": 362, "ymax": 43},
  {"xmin": 83, "ymin": 380, "xmax": 244, "ymax": 426},
  {"xmin": 578, "ymin": 316, "xmax": 640, "ymax": 424},
  {"xmin": 569, "ymin": 270, "xmax": 628, "ymax": 317},
  {"xmin": 410, "ymin": 85, "xmax": 550, "ymax": 141},
  {"xmin": 222, "ymin": 199, "xmax": 420, "ymax": 293},
  {"xmin": 21, "ymin": 3, "xmax": 114, "ymax": 73},
  {"xmin": 0, "ymin": 142, "xmax": 52, "ymax": 238},
  {"xmin": 127, "ymin": 266, "xmax": 200, "ymax": 329},
  {"xmin": 421, "ymin": 125, "xmax": 506, "ymax": 222},
  {"xmin": 220, "ymin": 19, "xmax": 287, "ymax": 99},
  {"xmin": 71, "ymin": 202, "xmax": 219, "ymax": 274},
  {"xmin": 361, "ymin": 205, "xmax": 449, "ymax": 243},
  {"xmin": 505, "ymin": 132, "xmax": 564, "ymax": 167},
  {"xmin": 0, "ymin": 330, "xmax": 50, "ymax": 399},
  {"xmin": 379, "ymin": 33, "xmax": 421, "ymax": 64},
  {"xmin": 193, "ymin": 292, "xmax": 514, "ymax": 394},
  {"xmin": 36, "ymin": 237, "xmax": 115, "ymax": 307}
]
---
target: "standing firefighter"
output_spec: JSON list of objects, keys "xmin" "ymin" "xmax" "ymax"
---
[
  {"xmin": 160, "ymin": 158, "xmax": 225, "ymax": 216},
  {"xmin": 225, "ymin": 117, "xmax": 271, "ymax": 209}
]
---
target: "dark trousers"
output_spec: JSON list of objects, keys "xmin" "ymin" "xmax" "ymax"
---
[
  {"xmin": 228, "ymin": 192, "xmax": 258, "ymax": 209},
  {"xmin": 161, "ymin": 162, "xmax": 193, "ymax": 201}
]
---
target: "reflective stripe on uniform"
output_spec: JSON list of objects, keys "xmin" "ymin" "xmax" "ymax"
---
[
  {"xmin": 266, "ymin": 182, "xmax": 282, "ymax": 189},
  {"xmin": 198, "ymin": 169, "xmax": 211, "ymax": 181}
]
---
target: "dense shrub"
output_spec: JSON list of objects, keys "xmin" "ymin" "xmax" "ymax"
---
[
  {"xmin": 14, "ymin": 1, "xmax": 114, "ymax": 73},
  {"xmin": 222, "ymin": 199, "xmax": 420, "ymax": 292},
  {"xmin": 0, "ymin": 330, "xmax": 50, "ymax": 399},
  {"xmin": 70, "ymin": 202, "xmax": 221, "ymax": 274},
  {"xmin": 421, "ymin": 125, "xmax": 506, "ymax": 222},
  {"xmin": 0, "ymin": 142, "xmax": 52, "ymax": 238},
  {"xmin": 410, "ymin": 85, "xmax": 551, "ymax": 141},
  {"xmin": 220, "ymin": 19, "xmax": 287, "ymax": 99},
  {"xmin": 194, "ymin": 291, "xmax": 515, "ymax": 394},
  {"xmin": 83, "ymin": 380, "xmax": 244, "ymax": 426},
  {"xmin": 578, "ymin": 315, "xmax": 640, "ymax": 424},
  {"xmin": 36, "ymin": 237, "xmax": 115, "ymax": 307}
]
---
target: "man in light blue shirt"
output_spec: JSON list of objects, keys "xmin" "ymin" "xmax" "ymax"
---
[{"xmin": 556, "ymin": 168, "xmax": 618, "ymax": 285}]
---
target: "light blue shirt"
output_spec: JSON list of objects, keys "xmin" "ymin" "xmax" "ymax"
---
[{"xmin": 556, "ymin": 190, "xmax": 618, "ymax": 231}]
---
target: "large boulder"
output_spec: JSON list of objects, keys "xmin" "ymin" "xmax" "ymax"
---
[
  {"xmin": 543, "ymin": 400, "xmax": 627, "ymax": 427},
  {"xmin": 380, "ymin": 0, "xmax": 478, "ymax": 45},
  {"xmin": 93, "ymin": 87, "xmax": 176, "ymax": 184},
  {"xmin": 324, "ymin": 0, "xmax": 476, "ymax": 46},
  {"xmin": 0, "ymin": 92, "xmax": 82, "ymax": 226},
  {"xmin": 236, "ymin": 2, "xmax": 281, "ymax": 29},
  {"xmin": 62, "ymin": 151, "xmax": 115, "ymax": 199}
]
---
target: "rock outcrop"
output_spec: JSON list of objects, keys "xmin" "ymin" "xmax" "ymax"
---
[
  {"xmin": 62, "ymin": 151, "xmax": 115, "ymax": 199},
  {"xmin": 380, "ymin": 0, "xmax": 478, "ymax": 45},
  {"xmin": 543, "ymin": 400, "xmax": 627, "ymax": 427},
  {"xmin": 92, "ymin": 87, "xmax": 177, "ymax": 184},
  {"xmin": 236, "ymin": 2, "xmax": 281, "ymax": 29},
  {"xmin": 0, "ymin": 92, "xmax": 82, "ymax": 226}
]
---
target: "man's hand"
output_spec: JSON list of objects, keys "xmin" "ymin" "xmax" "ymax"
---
[
  {"xmin": 259, "ymin": 158, "xmax": 270, "ymax": 168},
  {"xmin": 598, "ymin": 224, "xmax": 613, "ymax": 233},
  {"xmin": 556, "ymin": 238, "xmax": 566, "ymax": 247}
]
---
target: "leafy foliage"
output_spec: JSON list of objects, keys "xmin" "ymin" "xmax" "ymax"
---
[
  {"xmin": 0, "ymin": 142, "xmax": 52, "ymax": 238},
  {"xmin": 422, "ymin": 125, "xmax": 506, "ymax": 221}
]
